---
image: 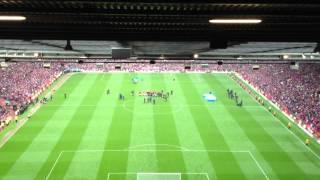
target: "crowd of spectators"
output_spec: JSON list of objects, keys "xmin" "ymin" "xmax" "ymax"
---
[
  {"xmin": 236, "ymin": 63, "xmax": 320, "ymax": 136},
  {"xmin": 0, "ymin": 61, "xmax": 319, "ymax": 138},
  {"xmin": 0, "ymin": 106, "xmax": 6, "ymax": 121},
  {"xmin": 63, "ymin": 62, "xmax": 186, "ymax": 72},
  {"xmin": 0, "ymin": 62, "xmax": 62, "ymax": 129}
]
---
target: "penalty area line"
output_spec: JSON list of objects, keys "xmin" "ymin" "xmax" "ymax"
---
[
  {"xmin": 248, "ymin": 151, "xmax": 270, "ymax": 180},
  {"xmin": 61, "ymin": 149, "xmax": 250, "ymax": 153},
  {"xmin": 46, "ymin": 149, "xmax": 269, "ymax": 180},
  {"xmin": 45, "ymin": 151, "xmax": 64, "ymax": 180}
]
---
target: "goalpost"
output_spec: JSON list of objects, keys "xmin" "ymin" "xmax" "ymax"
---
[
  {"xmin": 106, "ymin": 172, "xmax": 210, "ymax": 180},
  {"xmin": 137, "ymin": 172, "xmax": 181, "ymax": 180}
]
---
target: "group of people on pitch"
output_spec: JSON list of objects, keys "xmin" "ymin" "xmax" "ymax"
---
[
  {"xmin": 227, "ymin": 89, "xmax": 243, "ymax": 107},
  {"xmin": 105, "ymin": 89, "xmax": 125, "ymax": 100},
  {"xmin": 141, "ymin": 90, "xmax": 173, "ymax": 104}
]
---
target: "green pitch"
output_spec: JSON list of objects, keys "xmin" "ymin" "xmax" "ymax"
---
[{"xmin": 0, "ymin": 73, "xmax": 320, "ymax": 180}]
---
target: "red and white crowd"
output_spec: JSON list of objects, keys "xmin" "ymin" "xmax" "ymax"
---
[
  {"xmin": 0, "ymin": 61, "xmax": 319, "ymax": 139},
  {"xmin": 0, "ymin": 62, "xmax": 62, "ymax": 129},
  {"xmin": 236, "ymin": 64, "xmax": 320, "ymax": 137}
]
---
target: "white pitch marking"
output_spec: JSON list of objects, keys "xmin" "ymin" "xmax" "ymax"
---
[
  {"xmin": 232, "ymin": 73, "xmax": 320, "ymax": 162},
  {"xmin": 61, "ymin": 149, "xmax": 250, "ymax": 153},
  {"xmin": 248, "ymin": 151, "xmax": 270, "ymax": 180},
  {"xmin": 46, "ymin": 148, "xmax": 267, "ymax": 180},
  {"xmin": 45, "ymin": 151, "xmax": 64, "ymax": 180},
  {"xmin": 107, "ymin": 172, "xmax": 210, "ymax": 180},
  {"xmin": 127, "ymin": 144, "xmax": 191, "ymax": 151}
]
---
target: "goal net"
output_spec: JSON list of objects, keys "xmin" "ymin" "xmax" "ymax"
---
[{"xmin": 137, "ymin": 173, "xmax": 181, "ymax": 180}]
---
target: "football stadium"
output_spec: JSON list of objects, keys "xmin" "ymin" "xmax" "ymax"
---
[{"xmin": 0, "ymin": 1, "xmax": 320, "ymax": 180}]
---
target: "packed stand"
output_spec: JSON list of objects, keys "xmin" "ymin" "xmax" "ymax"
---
[
  {"xmin": 236, "ymin": 64, "xmax": 320, "ymax": 136},
  {"xmin": 0, "ymin": 62, "xmax": 62, "ymax": 128},
  {"xmin": 63, "ymin": 62, "xmax": 186, "ymax": 72},
  {"xmin": 0, "ymin": 61, "xmax": 319, "ymax": 138}
]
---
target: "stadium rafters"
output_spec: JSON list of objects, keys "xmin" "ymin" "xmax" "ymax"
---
[{"xmin": 0, "ymin": 0, "xmax": 319, "ymax": 41}]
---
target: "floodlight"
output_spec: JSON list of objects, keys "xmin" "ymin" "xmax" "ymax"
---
[
  {"xmin": 0, "ymin": 16, "xmax": 26, "ymax": 21},
  {"xmin": 209, "ymin": 19, "xmax": 261, "ymax": 24}
]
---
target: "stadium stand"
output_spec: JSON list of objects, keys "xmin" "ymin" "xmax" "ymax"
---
[
  {"xmin": 237, "ymin": 64, "xmax": 320, "ymax": 137},
  {"xmin": 0, "ymin": 62, "xmax": 62, "ymax": 127},
  {"xmin": 0, "ymin": 98, "xmax": 10, "ymax": 130},
  {"xmin": 0, "ymin": 62, "xmax": 319, "ymax": 140}
]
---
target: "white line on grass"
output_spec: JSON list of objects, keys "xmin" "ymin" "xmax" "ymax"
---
[
  {"xmin": 248, "ymin": 151, "xmax": 270, "ymax": 180},
  {"xmin": 127, "ymin": 143, "xmax": 191, "ymax": 151},
  {"xmin": 107, "ymin": 172, "xmax": 210, "ymax": 180},
  {"xmin": 46, "ymin": 149, "xmax": 268, "ymax": 180},
  {"xmin": 245, "ymin": 94, "xmax": 320, "ymax": 162},
  {"xmin": 239, "ymin": 79, "xmax": 320, "ymax": 161},
  {"xmin": 261, "ymin": 101, "xmax": 320, "ymax": 161},
  {"xmin": 137, "ymin": 172, "xmax": 181, "ymax": 174},
  {"xmin": 46, "ymin": 151, "xmax": 64, "ymax": 180},
  {"xmin": 62, "ymin": 149, "xmax": 250, "ymax": 153},
  {"xmin": 205, "ymin": 173, "xmax": 210, "ymax": 180},
  {"xmin": 0, "ymin": 74, "xmax": 72, "ymax": 149},
  {"xmin": 273, "ymin": 115, "xmax": 320, "ymax": 161},
  {"xmin": 231, "ymin": 73, "xmax": 320, "ymax": 162}
]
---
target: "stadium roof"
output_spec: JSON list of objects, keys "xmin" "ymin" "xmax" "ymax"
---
[
  {"xmin": 0, "ymin": 40, "xmax": 319, "ymax": 60},
  {"xmin": 1, "ymin": 1, "xmax": 320, "ymax": 60},
  {"xmin": 0, "ymin": 0, "xmax": 320, "ymax": 42}
]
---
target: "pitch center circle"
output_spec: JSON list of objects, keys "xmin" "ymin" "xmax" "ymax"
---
[{"xmin": 122, "ymin": 96, "xmax": 184, "ymax": 115}]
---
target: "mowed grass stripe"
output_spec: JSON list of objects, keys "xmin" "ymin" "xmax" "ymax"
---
[
  {"xmin": 126, "ymin": 74, "xmax": 158, "ymax": 176},
  {"xmin": 216, "ymin": 74, "xmax": 320, "ymax": 178},
  {"xmin": 0, "ymin": 74, "xmax": 84, "ymax": 178},
  {"xmin": 167, "ymin": 74, "xmax": 217, "ymax": 180},
  {"xmin": 220, "ymin": 74, "xmax": 320, "ymax": 173},
  {"xmin": 34, "ymin": 74, "xmax": 110, "ymax": 179},
  {"xmin": 232, "ymin": 75, "xmax": 320, "ymax": 166},
  {"xmin": 190, "ymin": 74, "xmax": 270, "ymax": 179},
  {"xmin": 3, "ymin": 75, "xmax": 99, "ymax": 180},
  {"xmin": 151, "ymin": 74, "xmax": 188, "ymax": 175},
  {"xmin": 226, "ymin": 75, "xmax": 320, "ymax": 168},
  {"xmin": 96, "ymin": 74, "xmax": 137, "ymax": 180},
  {"xmin": 177, "ymin": 74, "xmax": 247, "ymax": 179},
  {"xmin": 188, "ymin": 74, "xmax": 252, "ymax": 150},
  {"xmin": 62, "ymin": 74, "xmax": 120, "ymax": 179},
  {"xmin": 162, "ymin": 74, "xmax": 207, "ymax": 149},
  {"xmin": 207, "ymin": 74, "xmax": 309, "ymax": 179},
  {"xmin": 2, "ymin": 73, "xmax": 319, "ymax": 180}
]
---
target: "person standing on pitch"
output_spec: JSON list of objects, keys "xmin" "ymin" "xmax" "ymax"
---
[
  {"xmin": 287, "ymin": 122, "xmax": 292, "ymax": 129},
  {"xmin": 64, "ymin": 93, "xmax": 67, "ymax": 99},
  {"xmin": 305, "ymin": 138, "xmax": 310, "ymax": 146}
]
